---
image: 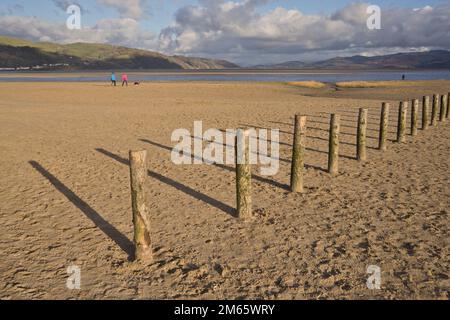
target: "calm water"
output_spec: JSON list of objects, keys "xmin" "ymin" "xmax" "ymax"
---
[{"xmin": 0, "ymin": 70, "xmax": 449, "ymax": 82}]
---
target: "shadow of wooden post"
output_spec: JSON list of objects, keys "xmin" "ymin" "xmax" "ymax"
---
[{"xmin": 29, "ymin": 161, "xmax": 134, "ymax": 259}]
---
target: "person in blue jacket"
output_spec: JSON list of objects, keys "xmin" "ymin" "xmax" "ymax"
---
[{"xmin": 111, "ymin": 72, "xmax": 117, "ymax": 86}]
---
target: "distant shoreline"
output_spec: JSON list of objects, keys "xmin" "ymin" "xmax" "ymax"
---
[
  {"xmin": 1, "ymin": 68, "xmax": 450, "ymax": 78},
  {"xmin": 0, "ymin": 69, "xmax": 449, "ymax": 84}
]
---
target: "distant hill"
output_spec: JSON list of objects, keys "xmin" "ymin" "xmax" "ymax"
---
[
  {"xmin": 3, "ymin": 35, "xmax": 449, "ymax": 71},
  {"xmin": 0, "ymin": 36, "xmax": 239, "ymax": 70},
  {"xmin": 253, "ymin": 61, "xmax": 308, "ymax": 69},
  {"xmin": 254, "ymin": 51, "xmax": 450, "ymax": 70}
]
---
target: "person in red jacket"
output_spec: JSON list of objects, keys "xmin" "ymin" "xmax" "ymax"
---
[{"xmin": 121, "ymin": 73, "xmax": 128, "ymax": 87}]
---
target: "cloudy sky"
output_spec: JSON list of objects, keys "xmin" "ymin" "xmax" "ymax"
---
[{"xmin": 0, "ymin": 0, "xmax": 449, "ymax": 65}]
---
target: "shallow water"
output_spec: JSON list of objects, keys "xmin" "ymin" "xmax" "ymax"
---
[{"xmin": 0, "ymin": 70, "xmax": 449, "ymax": 82}]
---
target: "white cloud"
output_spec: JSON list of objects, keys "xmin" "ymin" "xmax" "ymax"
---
[
  {"xmin": 158, "ymin": 1, "xmax": 450, "ymax": 65},
  {"xmin": 0, "ymin": 15, "xmax": 155, "ymax": 48},
  {"xmin": 1, "ymin": 1, "xmax": 450, "ymax": 65}
]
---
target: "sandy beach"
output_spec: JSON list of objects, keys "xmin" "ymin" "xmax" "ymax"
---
[{"xmin": 0, "ymin": 81, "xmax": 448, "ymax": 299}]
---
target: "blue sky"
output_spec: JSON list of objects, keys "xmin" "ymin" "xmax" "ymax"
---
[
  {"xmin": 1, "ymin": 0, "xmax": 445, "ymax": 29},
  {"xmin": 0, "ymin": 0, "xmax": 449, "ymax": 65}
]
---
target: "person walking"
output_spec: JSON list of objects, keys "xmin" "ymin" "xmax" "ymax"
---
[
  {"xmin": 122, "ymin": 73, "xmax": 128, "ymax": 87},
  {"xmin": 111, "ymin": 72, "xmax": 117, "ymax": 86}
]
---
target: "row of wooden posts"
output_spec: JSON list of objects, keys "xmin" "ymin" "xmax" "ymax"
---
[{"xmin": 128, "ymin": 92, "xmax": 449, "ymax": 262}]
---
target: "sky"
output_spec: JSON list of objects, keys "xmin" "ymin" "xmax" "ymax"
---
[{"xmin": 0, "ymin": 0, "xmax": 449, "ymax": 65}]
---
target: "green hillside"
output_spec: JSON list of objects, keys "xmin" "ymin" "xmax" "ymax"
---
[
  {"xmin": 0, "ymin": 36, "xmax": 239, "ymax": 70},
  {"xmin": 0, "ymin": 36, "xmax": 37, "ymax": 47}
]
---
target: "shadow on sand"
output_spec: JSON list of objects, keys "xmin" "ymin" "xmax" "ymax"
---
[
  {"xmin": 138, "ymin": 139, "xmax": 291, "ymax": 190},
  {"xmin": 95, "ymin": 148, "xmax": 238, "ymax": 217},
  {"xmin": 29, "ymin": 161, "xmax": 134, "ymax": 259}
]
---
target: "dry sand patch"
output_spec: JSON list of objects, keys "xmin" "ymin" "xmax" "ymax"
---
[{"xmin": 0, "ymin": 82, "xmax": 448, "ymax": 299}]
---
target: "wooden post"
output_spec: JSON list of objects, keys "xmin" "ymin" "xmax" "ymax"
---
[
  {"xmin": 379, "ymin": 103, "xmax": 390, "ymax": 151},
  {"xmin": 129, "ymin": 150, "xmax": 153, "ymax": 263},
  {"xmin": 440, "ymin": 94, "xmax": 447, "ymax": 122},
  {"xmin": 328, "ymin": 114, "xmax": 340, "ymax": 176},
  {"xmin": 411, "ymin": 99, "xmax": 419, "ymax": 136},
  {"xmin": 236, "ymin": 128, "xmax": 252, "ymax": 219},
  {"xmin": 397, "ymin": 101, "xmax": 408, "ymax": 143},
  {"xmin": 357, "ymin": 108, "xmax": 368, "ymax": 161},
  {"xmin": 290, "ymin": 115, "xmax": 307, "ymax": 193},
  {"xmin": 447, "ymin": 93, "xmax": 450, "ymax": 119},
  {"xmin": 431, "ymin": 94, "xmax": 439, "ymax": 126},
  {"xmin": 422, "ymin": 96, "xmax": 430, "ymax": 130}
]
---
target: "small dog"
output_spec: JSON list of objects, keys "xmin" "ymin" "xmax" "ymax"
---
[{"xmin": 134, "ymin": 82, "xmax": 140, "ymax": 86}]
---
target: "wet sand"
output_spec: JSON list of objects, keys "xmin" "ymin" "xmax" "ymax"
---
[{"xmin": 0, "ymin": 81, "xmax": 448, "ymax": 299}]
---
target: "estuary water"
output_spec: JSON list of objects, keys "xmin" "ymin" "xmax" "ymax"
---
[{"xmin": 0, "ymin": 70, "xmax": 449, "ymax": 82}]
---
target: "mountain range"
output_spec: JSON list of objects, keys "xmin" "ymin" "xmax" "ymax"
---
[
  {"xmin": 254, "ymin": 51, "xmax": 450, "ymax": 70},
  {"xmin": 1, "ymin": 36, "xmax": 450, "ymax": 71}
]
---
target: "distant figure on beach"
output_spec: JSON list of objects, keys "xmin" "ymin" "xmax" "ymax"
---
[
  {"xmin": 402, "ymin": 74, "xmax": 406, "ymax": 80},
  {"xmin": 111, "ymin": 72, "xmax": 117, "ymax": 86},
  {"xmin": 122, "ymin": 73, "xmax": 128, "ymax": 87}
]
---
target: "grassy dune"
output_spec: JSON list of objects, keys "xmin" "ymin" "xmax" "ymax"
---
[
  {"xmin": 335, "ymin": 80, "xmax": 438, "ymax": 88},
  {"xmin": 287, "ymin": 81, "xmax": 327, "ymax": 88}
]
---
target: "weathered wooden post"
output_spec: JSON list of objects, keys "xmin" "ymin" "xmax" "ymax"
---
[
  {"xmin": 397, "ymin": 101, "xmax": 408, "ymax": 143},
  {"xmin": 290, "ymin": 114, "xmax": 307, "ymax": 193},
  {"xmin": 129, "ymin": 150, "xmax": 153, "ymax": 263},
  {"xmin": 357, "ymin": 108, "xmax": 368, "ymax": 161},
  {"xmin": 447, "ymin": 93, "xmax": 450, "ymax": 119},
  {"xmin": 236, "ymin": 128, "xmax": 252, "ymax": 219},
  {"xmin": 440, "ymin": 94, "xmax": 447, "ymax": 122},
  {"xmin": 379, "ymin": 103, "xmax": 390, "ymax": 151},
  {"xmin": 431, "ymin": 94, "xmax": 439, "ymax": 126},
  {"xmin": 328, "ymin": 114, "xmax": 340, "ymax": 176},
  {"xmin": 422, "ymin": 96, "xmax": 430, "ymax": 130},
  {"xmin": 411, "ymin": 99, "xmax": 419, "ymax": 136}
]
